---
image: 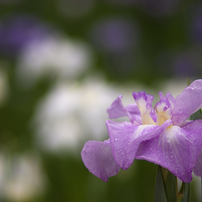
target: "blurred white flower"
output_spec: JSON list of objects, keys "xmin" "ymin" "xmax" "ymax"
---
[
  {"xmin": 33, "ymin": 77, "xmax": 118, "ymax": 153},
  {"xmin": 0, "ymin": 152, "xmax": 46, "ymax": 201},
  {"xmin": 32, "ymin": 76, "xmax": 154, "ymax": 154},
  {"xmin": 16, "ymin": 36, "xmax": 93, "ymax": 88}
]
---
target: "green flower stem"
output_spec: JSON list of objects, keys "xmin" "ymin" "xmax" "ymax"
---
[{"xmin": 154, "ymin": 166, "xmax": 190, "ymax": 202}]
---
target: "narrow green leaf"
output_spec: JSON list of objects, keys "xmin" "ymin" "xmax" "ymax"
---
[
  {"xmin": 164, "ymin": 169, "xmax": 177, "ymax": 202},
  {"xmin": 155, "ymin": 166, "xmax": 190, "ymax": 202},
  {"xmin": 178, "ymin": 183, "xmax": 190, "ymax": 202},
  {"xmin": 191, "ymin": 109, "xmax": 202, "ymax": 120},
  {"xmin": 154, "ymin": 166, "xmax": 168, "ymax": 202}
]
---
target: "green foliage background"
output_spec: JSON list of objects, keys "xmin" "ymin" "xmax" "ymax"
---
[{"xmin": 0, "ymin": 0, "xmax": 201, "ymax": 201}]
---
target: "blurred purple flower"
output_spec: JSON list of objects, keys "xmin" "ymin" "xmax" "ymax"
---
[
  {"xmin": 0, "ymin": 15, "xmax": 53, "ymax": 57},
  {"xmin": 91, "ymin": 18, "xmax": 138, "ymax": 54},
  {"xmin": 173, "ymin": 52, "xmax": 200, "ymax": 77},
  {"xmin": 81, "ymin": 80, "xmax": 202, "ymax": 182}
]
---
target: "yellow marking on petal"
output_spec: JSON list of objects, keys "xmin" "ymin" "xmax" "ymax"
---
[
  {"xmin": 167, "ymin": 125, "xmax": 173, "ymax": 130},
  {"xmin": 156, "ymin": 107, "xmax": 171, "ymax": 126},
  {"xmin": 142, "ymin": 111, "xmax": 156, "ymax": 125}
]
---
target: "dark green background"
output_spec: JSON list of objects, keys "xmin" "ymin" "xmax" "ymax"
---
[{"xmin": 0, "ymin": 0, "xmax": 201, "ymax": 201}]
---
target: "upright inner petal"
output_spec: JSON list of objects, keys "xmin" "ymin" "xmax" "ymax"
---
[
  {"xmin": 155, "ymin": 94, "xmax": 172, "ymax": 126},
  {"xmin": 132, "ymin": 91, "xmax": 156, "ymax": 125}
]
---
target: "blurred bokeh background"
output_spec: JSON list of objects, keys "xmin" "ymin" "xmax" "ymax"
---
[{"xmin": 0, "ymin": 0, "xmax": 202, "ymax": 201}]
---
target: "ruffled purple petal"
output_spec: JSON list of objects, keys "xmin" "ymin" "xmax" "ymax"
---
[
  {"xmin": 172, "ymin": 79, "xmax": 202, "ymax": 126},
  {"xmin": 132, "ymin": 91, "xmax": 156, "ymax": 124},
  {"xmin": 107, "ymin": 95, "xmax": 128, "ymax": 119},
  {"xmin": 132, "ymin": 91, "xmax": 153, "ymax": 110},
  {"xmin": 125, "ymin": 103, "xmax": 140, "ymax": 116},
  {"xmin": 106, "ymin": 120, "xmax": 138, "ymax": 169},
  {"xmin": 155, "ymin": 98, "xmax": 170, "ymax": 112},
  {"xmin": 106, "ymin": 120, "xmax": 172, "ymax": 170},
  {"xmin": 159, "ymin": 91, "xmax": 176, "ymax": 108},
  {"xmin": 136, "ymin": 124, "xmax": 201, "ymax": 182},
  {"xmin": 126, "ymin": 120, "xmax": 172, "ymax": 167},
  {"xmin": 125, "ymin": 103, "xmax": 142, "ymax": 124},
  {"xmin": 165, "ymin": 92, "xmax": 176, "ymax": 108},
  {"xmin": 81, "ymin": 140, "xmax": 120, "ymax": 182},
  {"xmin": 107, "ymin": 95, "xmax": 140, "ymax": 123},
  {"xmin": 182, "ymin": 120, "xmax": 202, "ymax": 170},
  {"xmin": 193, "ymin": 149, "xmax": 202, "ymax": 177},
  {"xmin": 182, "ymin": 120, "xmax": 202, "ymax": 177}
]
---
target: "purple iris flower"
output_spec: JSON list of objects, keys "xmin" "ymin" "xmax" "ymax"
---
[{"xmin": 81, "ymin": 80, "xmax": 202, "ymax": 182}]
